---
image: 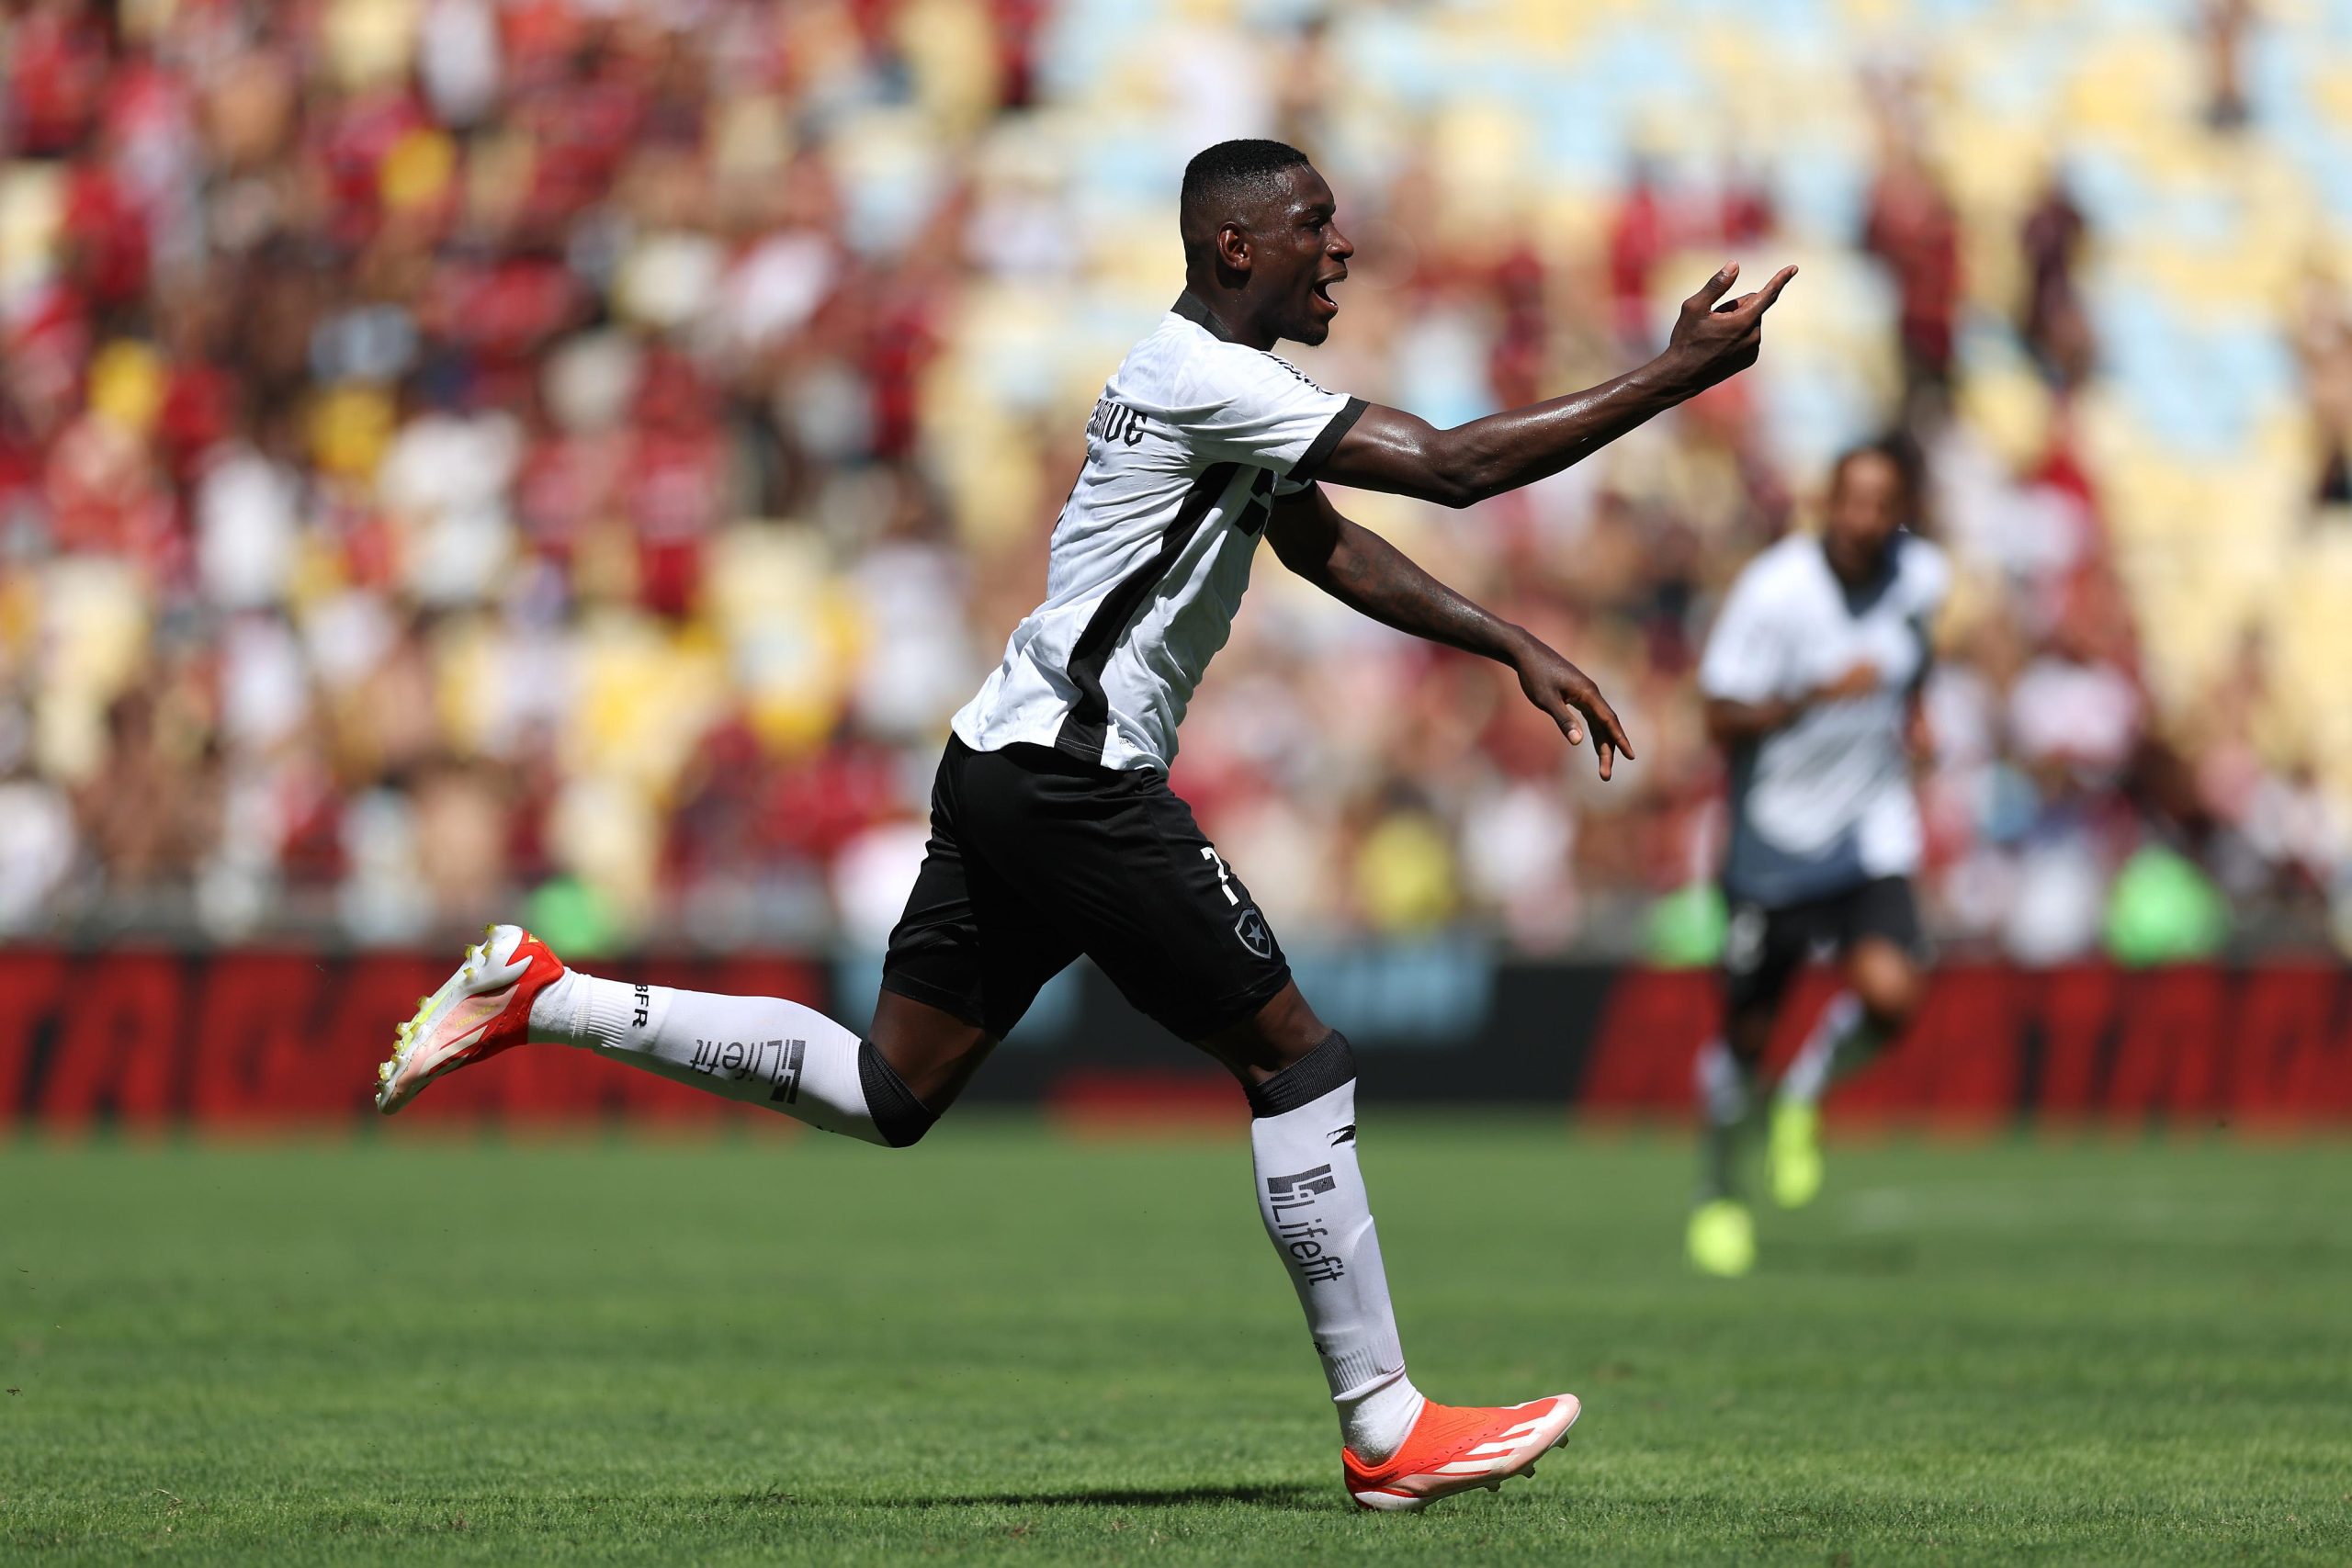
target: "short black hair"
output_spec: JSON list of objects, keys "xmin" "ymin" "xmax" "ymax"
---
[
  {"xmin": 1830, "ymin": 434, "xmax": 1928, "ymax": 527},
  {"xmin": 1180, "ymin": 139, "xmax": 1312, "ymax": 261}
]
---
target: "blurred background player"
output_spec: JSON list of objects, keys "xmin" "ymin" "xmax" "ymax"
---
[{"xmin": 1687, "ymin": 441, "xmax": 1948, "ymax": 1278}]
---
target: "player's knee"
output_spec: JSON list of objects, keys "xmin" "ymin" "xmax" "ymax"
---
[
  {"xmin": 1193, "ymin": 982, "xmax": 1330, "ymax": 1083},
  {"xmin": 1725, "ymin": 1006, "xmax": 1776, "ymax": 1066},
  {"xmin": 1251, "ymin": 986, "xmax": 1330, "ymax": 1066},
  {"xmin": 1243, "ymin": 1029, "xmax": 1357, "ymax": 1119},
  {"xmin": 1851, "ymin": 958, "xmax": 1922, "ymax": 1035}
]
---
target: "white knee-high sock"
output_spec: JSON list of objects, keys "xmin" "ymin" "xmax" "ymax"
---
[
  {"xmin": 1696, "ymin": 1037, "xmax": 1751, "ymax": 1201},
  {"xmin": 526, "ymin": 971, "xmax": 933, "ymax": 1146},
  {"xmin": 1777, "ymin": 991, "xmax": 1887, "ymax": 1108},
  {"xmin": 1249, "ymin": 1032, "xmax": 1423, "ymax": 1463}
]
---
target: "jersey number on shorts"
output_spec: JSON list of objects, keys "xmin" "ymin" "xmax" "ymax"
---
[{"xmin": 1202, "ymin": 846, "xmax": 1238, "ymax": 906}]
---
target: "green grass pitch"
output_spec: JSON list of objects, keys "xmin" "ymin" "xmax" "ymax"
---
[{"xmin": 4, "ymin": 1121, "xmax": 2347, "ymax": 1564}]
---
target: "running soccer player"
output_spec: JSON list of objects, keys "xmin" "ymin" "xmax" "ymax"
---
[
  {"xmin": 377, "ymin": 140, "xmax": 1794, "ymax": 1509},
  {"xmin": 1686, "ymin": 440, "xmax": 1948, "ymax": 1279}
]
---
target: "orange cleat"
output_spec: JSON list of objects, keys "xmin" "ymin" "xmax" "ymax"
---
[
  {"xmin": 1343, "ymin": 1393, "xmax": 1581, "ymax": 1512},
  {"xmin": 374, "ymin": 924, "xmax": 565, "ymax": 1114}
]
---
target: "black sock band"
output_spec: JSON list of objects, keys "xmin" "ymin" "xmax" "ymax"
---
[
  {"xmin": 1245, "ymin": 1030, "xmax": 1357, "ymax": 1119},
  {"xmin": 858, "ymin": 1040, "xmax": 938, "ymax": 1148}
]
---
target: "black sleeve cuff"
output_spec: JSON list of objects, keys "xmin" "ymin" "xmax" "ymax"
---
[{"xmin": 1288, "ymin": 396, "xmax": 1367, "ymax": 484}]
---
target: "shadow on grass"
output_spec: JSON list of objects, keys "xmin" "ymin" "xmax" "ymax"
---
[
  {"xmin": 1759, "ymin": 1239, "xmax": 1917, "ymax": 1275},
  {"xmin": 735, "ymin": 1483, "xmax": 1328, "ymax": 1513}
]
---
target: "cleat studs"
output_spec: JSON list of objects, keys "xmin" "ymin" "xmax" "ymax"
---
[{"xmin": 378, "ymin": 1061, "xmax": 391, "ymax": 1081}]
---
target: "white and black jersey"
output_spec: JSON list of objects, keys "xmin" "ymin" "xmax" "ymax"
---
[
  {"xmin": 1699, "ymin": 531, "xmax": 1951, "ymax": 909},
  {"xmin": 885, "ymin": 299, "xmax": 1363, "ymax": 1044},
  {"xmin": 951, "ymin": 296, "xmax": 1366, "ymax": 772}
]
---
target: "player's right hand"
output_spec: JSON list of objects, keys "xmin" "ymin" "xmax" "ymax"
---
[
  {"xmin": 1666, "ymin": 262, "xmax": 1798, "ymax": 389},
  {"xmin": 1814, "ymin": 660, "xmax": 1881, "ymax": 703},
  {"xmin": 1511, "ymin": 638, "xmax": 1635, "ymax": 782}
]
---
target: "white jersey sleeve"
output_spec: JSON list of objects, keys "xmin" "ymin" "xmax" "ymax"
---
[
  {"xmin": 950, "ymin": 308, "xmax": 1371, "ymax": 773},
  {"xmin": 1904, "ymin": 536, "xmax": 1952, "ymax": 622},
  {"xmin": 1698, "ymin": 559, "xmax": 1796, "ymax": 705},
  {"xmin": 1173, "ymin": 343, "xmax": 1366, "ymax": 487}
]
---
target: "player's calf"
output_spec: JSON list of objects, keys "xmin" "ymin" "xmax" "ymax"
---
[
  {"xmin": 1770, "ymin": 946, "xmax": 1922, "ymax": 1208},
  {"xmin": 374, "ymin": 926, "xmax": 944, "ymax": 1145}
]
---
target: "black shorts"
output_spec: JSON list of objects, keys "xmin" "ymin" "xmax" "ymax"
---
[
  {"xmin": 1721, "ymin": 876, "xmax": 1926, "ymax": 1017},
  {"xmin": 880, "ymin": 738, "xmax": 1291, "ymax": 1043}
]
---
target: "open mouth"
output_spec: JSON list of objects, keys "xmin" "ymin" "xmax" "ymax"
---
[{"xmin": 1311, "ymin": 273, "xmax": 1344, "ymax": 312}]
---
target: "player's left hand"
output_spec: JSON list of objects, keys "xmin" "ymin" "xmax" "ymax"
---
[
  {"xmin": 1666, "ymin": 261, "xmax": 1800, "ymax": 391},
  {"xmin": 1511, "ymin": 639, "xmax": 1635, "ymax": 781}
]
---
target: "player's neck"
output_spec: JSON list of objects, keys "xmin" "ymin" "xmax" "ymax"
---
[
  {"xmin": 1173, "ymin": 288, "xmax": 1277, "ymax": 352},
  {"xmin": 1820, "ymin": 537, "xmax": 1883, "ymax": 592}
]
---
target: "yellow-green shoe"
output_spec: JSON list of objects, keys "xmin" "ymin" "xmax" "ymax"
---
[
  {"xmin": 1686, "ymin": 1198, "xmax": 1755, "ymax": 1278},
  {"xmin": 1770, "ymin": 1100, "xmax": 1824, "ymax": 1210}
]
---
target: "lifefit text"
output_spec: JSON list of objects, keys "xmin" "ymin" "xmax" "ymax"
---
[
  {"xmin": 686, "ymin": 1037, "xmax": 808, "ymax": 1105},
  {"xmin": 1264, "ymin": 1165, "xmax": 1347, "ymax": 1285}
]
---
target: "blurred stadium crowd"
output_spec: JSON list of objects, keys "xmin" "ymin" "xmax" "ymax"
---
[{"xmin": 3, "ymin": 0, "xmax": 2350, "ymax": 960}]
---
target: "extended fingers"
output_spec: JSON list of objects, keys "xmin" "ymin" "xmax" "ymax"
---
[
  {"xmin": 1592, "ymin": 698, "xmax": 1635, "ymax": 761},
  {"xmin": 1716, "ymin": 265, "xmax": 1801, "ymax": 321},
  {"xmin": 1540, "ymin": 698, "xmax": 1585, "ymax": 748},
  {"xmin": 1688, "ymin": 262, "xmax": 1739, "ymax": 310},
  {"xmin": 1574, "ymin": 691, "xmax": 1633, "ymax": 781},
  {"xmin": 1547, "ymin": 689, "xmax": 1640, "ymax": 782}
]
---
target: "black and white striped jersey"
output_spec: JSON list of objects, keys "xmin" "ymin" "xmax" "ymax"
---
[{"xmin": 950, "ymin": 296, "xmax": 1365, "ymax": 772}]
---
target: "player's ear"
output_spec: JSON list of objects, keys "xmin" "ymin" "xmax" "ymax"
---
[{"xmin": 1216, "ymin": 220, "xmax": 1251, "ymax": 275}]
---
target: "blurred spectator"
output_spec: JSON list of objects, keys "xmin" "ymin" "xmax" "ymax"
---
[
  {"xmin": 2296, "ymin": 273, "xmax": 2352, "ymax": 508},
  {"xmin": 0, "ymin": 0, "xmax": 2344, "ymax": 962},
  {"xmin": 1863, "ymin": 147, "xmax": 1961, "ymax": 412},
  {"xmin": 2201, "ymin": 0, "xmax": 2255, "ymax": 131},
  {"xmin": 2019, "ymin": 178, "xmax": 2093, "ymax": 390}
]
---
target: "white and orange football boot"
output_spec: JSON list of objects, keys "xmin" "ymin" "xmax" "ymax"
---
[
  {"xmin": 374, "ymin": 924, "xmax": 565, "ymax": 1114},
  {"xmin": 1343, "ymin": 1393, "xmax": 1581, "ymax": 1512}
]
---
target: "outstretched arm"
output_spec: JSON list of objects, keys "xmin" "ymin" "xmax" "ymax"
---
[
  {"xmin": 1314, "ymin": 263, "xmax": 1797, "ymax": 508},
  {"xmin": 1266, "ymin": 482, "xmax": 1634, "ymax": 779}
]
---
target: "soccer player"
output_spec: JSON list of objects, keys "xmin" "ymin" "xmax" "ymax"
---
[
  {"xmin": 377, "ymin": 140, "xmax": 1793, "ymax": 1509},
  {"xmin": 1685, "ymin": 441, "xmax": 1948, "ymax": 1279}
]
